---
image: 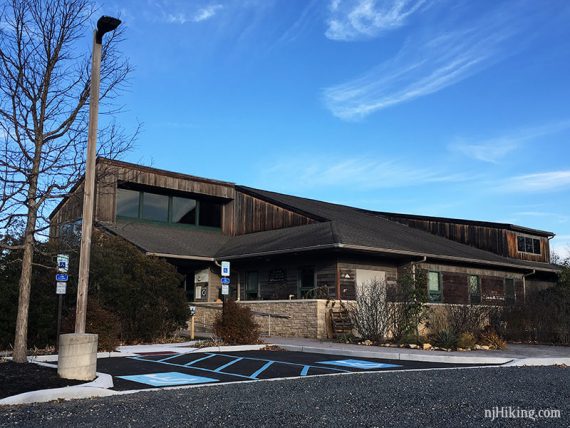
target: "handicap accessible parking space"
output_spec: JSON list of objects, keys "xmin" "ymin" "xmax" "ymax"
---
[{"xmin": 97, "ymin": 350, "xmax": 486, "ymax": 391}]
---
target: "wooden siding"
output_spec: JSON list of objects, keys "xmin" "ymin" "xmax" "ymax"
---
[
  {"xmin": 383, "ymin": 215, "xmax": 550, "ymax": 263},
  {"xmin": 231, "ymin": 192, "xmax": 316, "ymax": 235},
  {"xmin": 49, "ymin": 183, "xmax": 84, "ymax": 238}
]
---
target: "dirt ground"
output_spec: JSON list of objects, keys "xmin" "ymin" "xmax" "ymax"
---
[{"xmin": 0, "ymin": 360, "xmax": 82, "ymax": 399}]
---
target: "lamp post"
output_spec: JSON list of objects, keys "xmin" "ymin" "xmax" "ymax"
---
[{"xmin": 58, "ymin": 16, "xmax": 121, "ymax": 381}]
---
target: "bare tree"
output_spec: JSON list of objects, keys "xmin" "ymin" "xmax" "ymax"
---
[{"xmin": 0, "ymin": 0, "xmax": 135, "ymax": 363}]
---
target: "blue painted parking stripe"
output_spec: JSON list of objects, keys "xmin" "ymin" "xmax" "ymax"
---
[
  {"xmin": 128, "ymin": 356, "xmax": 254, "ymax": 380},
  {"xmin": 251, "ymin": 361, "xmax": 274, "ymax": 379},
  {"xmin": 157, "ymin": 353, "xmax": 183, "ymax": 362},
  {"xmin": 300, "ymin": 365, "xmax": 310, "ymax": 376},
  {"xmin": 214, "ymin": 357, "xmax": 244, "ymax": 373},
  {"xmin": 184, "ymin": 354, "xmax": 217, "ymax": 367}
]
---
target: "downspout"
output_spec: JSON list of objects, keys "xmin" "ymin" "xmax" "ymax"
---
[
  {"xmin": 522, "ymin": 269, "xmax": 535, "ymax": 304},
  {"xmin": 411, "ymin": 256, "xmax": 427, "ymax": 276}
]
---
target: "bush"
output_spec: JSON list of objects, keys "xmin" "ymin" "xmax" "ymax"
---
[
  {"xmin": 480, "ymin": 330, "xmax": 507, "ymax": 350},
  {"xmin": 89, "ymin": 232, "xmax": 190, "ymax": 343},
  {"xmin": 388, "ymin": 268, "xmax": 428, "ymax": 342},
  {"xmin": 501, "ymin": 285, "xmax": 570, "ymax": 345},
  {"xmin": 457, "ymin": 332, "xmax": 477, "ymax": 349},
  {"xmin": 446, "ymin": 304, "xmax": 495, "ymax": 337},
  {"xmin": 349, "ymin": 279, "xmax": 389, "ymax": 343},
  {"xmin": 432, "ymin": 330, "xmax": 458, "ymax": 349},
  {"xmin": 62, "ymin": 299, "xmax": 121, "ymax": 351},
  {"xmin": 214, "ymin": 299, "xmax": 260, "ymax": 345}
]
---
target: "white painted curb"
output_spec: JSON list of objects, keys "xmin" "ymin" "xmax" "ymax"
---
[
  {"xmin": 0, "ymin": 372, "xmax": 116, "ymax": 406},
  {"xmin": 279, "ymin": 345, "xmax": 513, "ymax": 365}
]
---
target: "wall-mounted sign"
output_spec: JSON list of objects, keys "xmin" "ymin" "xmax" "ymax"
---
[
  {"xmin": 221, "ymin": 261, "xmax": 230, "ymax": 277},
  {"xmin": 195, "ymin": 286, "xmax": 202, "ymax": 299},
  {"xmin": 55, "ymin": 273, "xmax": 68, "ymax": 282},
  {"xmin": 194, "ymin": 269, "xmax": 209, "ymax": 283},
  {"xmin": 221, "ymin": 277, "xmax": 230, "ymax": 285},
  {"xmin": 57, "ymin": 254, "xmax": 69, "ymax": 273},
  {"xmin": 56, "ymin": 282, "xmax": 67, "ymax": 295}
]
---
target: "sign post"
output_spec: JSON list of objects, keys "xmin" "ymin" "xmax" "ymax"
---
[{"xmin": 55, "ymin": 254, "xmax": 69, "ymax": 349}]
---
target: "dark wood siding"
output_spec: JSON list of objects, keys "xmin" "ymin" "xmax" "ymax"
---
[
  {"xmin": 382, "ymin": 215, "xmax": 550, "ymax": 263},
  {"xmin": 442, "ymin": 272, "xmax": 469, "ymax": 304},
  {"xmin": 481, "ymin": 276, "xmax": 505, "ymax": 305},
  {"xmin": 231, "ymin": 192, "xmax": 315, "ymax": 235}
]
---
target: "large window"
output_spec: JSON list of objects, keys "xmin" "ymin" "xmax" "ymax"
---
[
  {"xmin": 245, "ymin": 271, "xmax": 259, "ymax": 300},
  {"xmin": 116, "ymin": 186, "xmax": 222, "ymax": 229},
  {"xmin": 517, "ymin": 236, "xmax": 541, "ymax": 255},
  {"xmin": 468, "ymin": 275, "xmax": 481, "ymax": 304},
  {"xmin": 428, "ymin": 271, "xmax": 442, "ymax": 303},
  {"xmin": 116, "ymin": 188, "xmax": 140, "ymax": 218},
  {"xmin": 298, "ymin": 267, "xmax": 315, "ymax": 298}
]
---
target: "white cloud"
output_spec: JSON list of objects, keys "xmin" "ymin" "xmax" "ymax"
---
[
  {"xmin": 449, "ymin": 120, "xmax": 570, "ymax": 163},
  {"xmin": 325, "ymin": 0, "xmax": 428, "ymax": 41},
  {"xmin": 323, "ymin": 8, "xmax": 524, "ymax": 120},
  {"xmin": 502, "ymin": 171, "xmax": 570, "ymax": 193},
  {"xmin": 165, "ymin": 4, "xmax": 223, "ymax": 24},
  {"xmin": 551, "ymin": 234, "xmax": 570, "ymax": 260},
  {"xmin": 258, "ymin": 155, "xmax": 469, "ymax": 191}
]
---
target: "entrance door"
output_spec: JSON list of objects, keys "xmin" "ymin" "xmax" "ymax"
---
[{"xmin": 355, "ymin": 270, "xmax": 386, "ymax": 299}]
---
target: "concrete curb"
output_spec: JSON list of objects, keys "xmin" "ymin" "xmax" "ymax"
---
[
  {"xmin": 28, "ymin": 351, "xmax": 134, "ymax": 363},
  {"xmin": 503, "ymin": 358, "xmax": 570, "ymax": 367},
  {"xmin": 278, "ymin": 344, "xmax": 513, "ymax": 365},
  {"xmin": 0, "ymin": 372, "xmax": 116, "ymax": 406}
]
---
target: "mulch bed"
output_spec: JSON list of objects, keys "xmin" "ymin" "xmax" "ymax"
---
[{"xmin": 0, "ymin": 360, "xmax": 84, "ymax": 399}]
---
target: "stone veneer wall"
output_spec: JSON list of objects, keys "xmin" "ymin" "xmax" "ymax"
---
[{"xmin": 191, "ymin": 300, "xmax": 335, "ymax": 339}]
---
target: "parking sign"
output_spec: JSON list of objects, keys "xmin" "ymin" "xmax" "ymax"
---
[{"xmin": 221, "ymin": 261, "xmax": 230, "ymax": 277}]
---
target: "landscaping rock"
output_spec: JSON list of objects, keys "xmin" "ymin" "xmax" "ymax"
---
[{"xmin": 422, "ymin": 343, "xmax": 432, "ymax": 351}]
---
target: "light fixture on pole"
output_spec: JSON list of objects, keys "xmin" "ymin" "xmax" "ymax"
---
[{"xmin": 58, "ymin": 16, "xmax": 121, "ymax": 381}]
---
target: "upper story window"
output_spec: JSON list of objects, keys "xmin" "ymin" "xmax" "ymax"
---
[
  {"xmin": 517, "ymin": 236, "xmax": 541, "ymax": 255},
  {"xmin": 116, "ymin": 186, "xmax": 222, "ymax": 229}
]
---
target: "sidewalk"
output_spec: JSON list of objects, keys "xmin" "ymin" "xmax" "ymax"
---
[{"xmin": 265, "ymin": 337, "xmax": 570, "ymax": 366}]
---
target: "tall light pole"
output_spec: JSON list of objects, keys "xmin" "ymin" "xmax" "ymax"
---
[
  {"xmin": 58, "ymin": 16, "xmax": 121, "ymax": 381},
  {"xmin": 75, "ymin": 15, "xmax": 121, "ymax": 334}
]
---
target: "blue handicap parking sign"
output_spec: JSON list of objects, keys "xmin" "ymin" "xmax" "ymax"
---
[
  {"xmin": 317, "ymin": 359, "xmax": 402, "ymax": 370},
  {"xmin": 118, "ymin": 372, "xmax": 218, "ymax": 387}
]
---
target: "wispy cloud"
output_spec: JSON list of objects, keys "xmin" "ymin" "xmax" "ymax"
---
[
  {"xmin": 323, "ymin": 6, "xmax": 526, "ymax": 120},
  {"xmin": 325, "ymin": 0, "xmax": 428, "ymax": 41},
  {"xmin": 501, "ymin": 171, "xmax": 570, "ymax": 193},
  {"xmin": 258, "ymin": 155, "xmax": 470, "ymax": 191},
  {"xmin": 551, "ymin": 234, "xmax": 570, "ymax": 259},
  {"xmin": 449, "ymin": 120, "xmax": 570, "ymax": 163},
  {"xmin": 164, "ymin": 4, "xmax": 223, "ymax": 24}
]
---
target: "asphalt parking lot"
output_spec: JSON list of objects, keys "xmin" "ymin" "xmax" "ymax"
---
[{"xmin": 97, "ymin": 350, "xmax": 486, "ymax": 391}]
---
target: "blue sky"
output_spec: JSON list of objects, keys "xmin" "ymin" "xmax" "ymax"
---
[{"xmin": 97, "ymin": 0, "xmax": 570, "ymax": 257}]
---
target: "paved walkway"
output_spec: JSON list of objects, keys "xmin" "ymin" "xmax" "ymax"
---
[{"xmin": 265, "ymin": 337, "xmax": 570, "ymax": 361}]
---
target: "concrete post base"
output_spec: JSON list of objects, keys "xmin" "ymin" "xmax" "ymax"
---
[{"xmin": 57, "ymin": 333, "xmax": 98, "ymax": 381}]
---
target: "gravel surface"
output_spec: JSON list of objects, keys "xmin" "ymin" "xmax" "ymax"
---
[{"xmin": 1, "ymin": 366, "xmax": 568, "ymax": 427}]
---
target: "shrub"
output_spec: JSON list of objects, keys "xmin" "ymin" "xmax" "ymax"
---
[
  {"xmin": 446, "ymin": 304, "xmax": 495, "ymax": 337},
  {"xmin": 479, "ymin": 330, "xmax": 507, "ymax": 350},
  {"xmin": 62, "ymin": 299, "xmax": 121, "ymax": 351},
  {"xmin": 431, "ymin": 330, "xmax": 458, "ymax": 349},
  {"xmin": 349, "ymin": 279, "xmax": 389, "ymax": 343},
  {"xmin": 457, "ymin": 332, "xmax": 477, "ymax": 349},
  {"xmin": 388, "ymin": 268, "xmax": 428, "ymax": 342},
  {"xmin": 214, "ymin": 300, "xmax": 260, "ymax": 345}
]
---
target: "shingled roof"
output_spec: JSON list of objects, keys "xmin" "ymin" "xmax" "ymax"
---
[{"xmin": 98, "ymin": 184, "xmax": 559, "ymax": 273}]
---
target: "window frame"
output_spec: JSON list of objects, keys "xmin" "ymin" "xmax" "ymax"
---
[
  {"xmin": 427, "ymin": 271, "xmax": 442, "ymax": 303},
  {"xmin": 115, "ymin": 187, "xmax": 222, "ymax": 231},
  {"xmin": 516, "ymin": 235, "xmax": 542, "ymax": 255}
]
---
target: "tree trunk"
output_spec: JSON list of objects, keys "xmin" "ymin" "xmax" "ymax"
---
[
  {"xmin": 12, "ymin": 150, "xmax": 41, "ymax": 363},
  {"xmin": 12, "ymin": 209, "xmax": 38, "ymax": 363}
]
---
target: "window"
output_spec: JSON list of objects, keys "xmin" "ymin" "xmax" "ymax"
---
[
  {"xmin": 468, "ymin": 275, "xmax": 481, "ymax": 304},
  {"xmin": 171, "ymin": 197, "xmax": 197, "ymax": 224},
  {"xmin": 142, "ymin": 193, "xmax": 169, "ymax": 222},
  {"xmin": 505, "ymin": 278, "xmax": 515, "ymax": 305},
  {"xmin": 517, "ymin": 236, "xmax": 541, "ymax": 255},
  {"xmin": 245, "ymin": 271, "xmax": 259, "ymax": 300},
  {"xmin": 116, "ymin": 186, "xmax": 222, "ymax": 229},
  {"xmin": 198, "ymin": 200, "xmax": 222, "ymax": 228},
  {"xmin": 428, "ymin": 271, "xmax": 441, "ymax": 302},
  {"xmin": 298, "ymin": 267, "xmax": 315, "ymax": 298},
  {"xmin": 116, "ymin": 188, "xmax": 140, "ymax": 218}
]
